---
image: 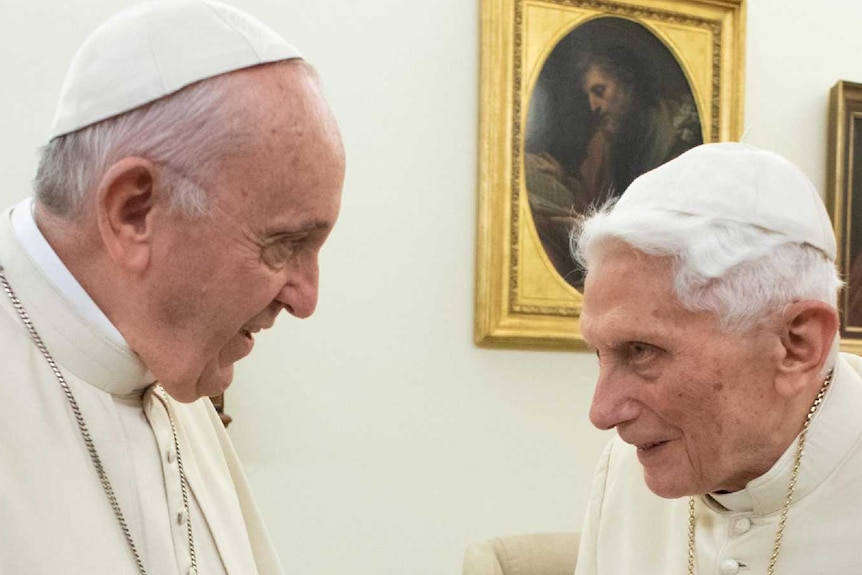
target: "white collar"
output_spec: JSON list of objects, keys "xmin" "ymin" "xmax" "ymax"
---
[{"xmin": 10, "ymin": 197, "xmax": 127, "ymax": 348}]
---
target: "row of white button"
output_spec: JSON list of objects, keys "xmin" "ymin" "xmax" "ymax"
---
[{"xmin": 720, "ymin": 516, "xmax": 753, "ymax": 573}]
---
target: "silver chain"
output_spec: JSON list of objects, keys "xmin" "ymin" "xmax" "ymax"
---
[
  {"xmin": 0, "ymin": 266, "xmax": 197, "ymax": 574},
  {"xmin": 686, "ymin": 368, "xmax": 834, "ymax": 575}
]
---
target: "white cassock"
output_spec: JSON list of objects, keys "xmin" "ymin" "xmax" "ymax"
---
[
  {"xmin": 574, "ymin": 352, "xmax": 862, "ymax": 574},
  {"xmin": 0, "ymin": 199, "xmax": 284, "ymax": 575}
]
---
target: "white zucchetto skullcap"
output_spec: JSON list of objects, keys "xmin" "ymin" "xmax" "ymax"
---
[
  {"xmin": 613, "ymin": 142, "xmax": 837, "ymax": 260},
  {"xmin": 49, "ymin": 0, "xmax": 302, "ymax": 140}
]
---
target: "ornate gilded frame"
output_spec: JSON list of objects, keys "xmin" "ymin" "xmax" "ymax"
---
[
  {"xmin": 827, "ymin": 80, "xmax": 862, "ymax": 354},
  {"xmin": 475, "ymin": 0, "xmax": 746, "ymax": 350}
]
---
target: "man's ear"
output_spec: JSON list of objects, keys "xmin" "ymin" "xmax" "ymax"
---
[
  {"xmin": 95, "ymin": 157, "xmax": 163, "ymax": 273},
  {"xmin": 774, "ymin": 300, "xmax": 839, "ymax": 398}
]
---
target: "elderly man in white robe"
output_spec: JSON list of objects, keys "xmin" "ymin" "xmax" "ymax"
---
[
  {"xmin": 573, "ymin": 143, "xmax": 862, "ymax": 574},
  {"xmin": 0, "ymin": 1, "xmax": 344, "ymax": 573}
]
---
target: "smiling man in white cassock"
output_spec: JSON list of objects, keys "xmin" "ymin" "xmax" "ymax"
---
[
  {"xmin": 572, "ymin": 143, "xmax": 862, "ymax": 573},
  {"xmin": 0, "ymin": 1, "xmax": 344, "ymax": 573}
]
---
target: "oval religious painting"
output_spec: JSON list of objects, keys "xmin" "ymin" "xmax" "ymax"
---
[{"xmin": 524, "ymin": 17, "xmax": 703, "ymax": 288}]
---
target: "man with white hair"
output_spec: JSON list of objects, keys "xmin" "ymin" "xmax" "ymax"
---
[
  {"xmin": 573, "ymin": 143, "xmax": 862, "ymax": 574},
  {"xmin": 0, "ymin": 1, "xmax": 344, "ymax": 573}
]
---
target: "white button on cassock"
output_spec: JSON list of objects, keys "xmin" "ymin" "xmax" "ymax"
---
[
  {"xmin": 720, "ymin": 558, "xmax": 741, "ymax": 574},
  {"xmin": 177, "ymin": 507, "xmax": 188, "ymax": 525},
  {"xmin": 731, "ymin": 516, "xmax": 752, "ymax": 535},
  {"xmin": 167, "ymin": 448, "xmax": 176, "ymax": 464}
]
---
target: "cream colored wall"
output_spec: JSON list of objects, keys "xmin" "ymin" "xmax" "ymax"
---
[{"xmin": 0, "ymin": 0, "xmax": 860, "ymax": 573}]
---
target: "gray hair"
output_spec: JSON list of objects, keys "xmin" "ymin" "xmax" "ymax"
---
[
  {"xmin": 33, "ymin": 61, "xmax": 312, "ymax": 218},
  {"xmin": 573, "ymin": 204, "xmax": 842, "ymax": 333}
]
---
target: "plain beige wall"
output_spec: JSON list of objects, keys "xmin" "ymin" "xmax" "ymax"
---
[{"xmin": 1, "ymin": 1, "xmax": 861, "ymax": 573}]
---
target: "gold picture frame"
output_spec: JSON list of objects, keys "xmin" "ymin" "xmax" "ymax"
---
[
  {"xmin": 475, "ymin": 0, "xmax": 746, "ymax": 350},
  {"xmin": 827, "ymin": 80, "xmax": 862, "ymax": 354}
]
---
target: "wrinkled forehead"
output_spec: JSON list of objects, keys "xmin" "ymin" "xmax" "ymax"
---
[
  {"xmin": 582, "ymin": 243, "xmax": 677, "ymax": 313},
  {"xmin": 580, "ymin": 233, "xmax": 659, "ymax": 275},
  {"xmin": 580, "ymin": 245, "xmax": 725, "ymax": 349}
]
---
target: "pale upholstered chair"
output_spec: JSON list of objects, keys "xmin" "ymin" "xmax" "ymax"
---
[{"xmin": 461, "ymin": 532, "xmax": 580, "ymax": 575}]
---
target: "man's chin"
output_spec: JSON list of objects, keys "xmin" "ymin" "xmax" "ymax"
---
[
  {"xmin": 642, "ymin": 466, "xmax": 695, "ymax": 500},
  {"xmin": 158, "ymin": 362, "xmax": 235, "ymax": 403},
  {"xmin": 645, "ymin": 480, "xmax": 690, "ymax": 500}
]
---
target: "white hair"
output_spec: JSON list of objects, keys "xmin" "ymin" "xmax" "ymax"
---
[
  {"xmin": 573, "ymin": 204, "xmax": 842, "ymax": 334},
  {"xmin": 34, "ymin": 60, "xmax": 313, "ymax": 218}
]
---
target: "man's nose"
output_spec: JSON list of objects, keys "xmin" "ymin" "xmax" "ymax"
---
[
  {"xmin": 588, "ymin": 95, "xmax": 602, "ymax": 113},
  {"xmin": 275, "ymin": 258, "xmax": 320, "ymax": 319},
  {"xmin": 589, "ymin": 365, "xmax": 639, "ymax": 431}
]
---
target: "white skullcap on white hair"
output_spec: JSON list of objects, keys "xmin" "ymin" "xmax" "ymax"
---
[
  {"xmin": 613, "ymin": 142, "xmax": 837, "ymax": 260},
  {"xmin": 49, "ymin": 0, "xmax": 302, "ymax": 140}
]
